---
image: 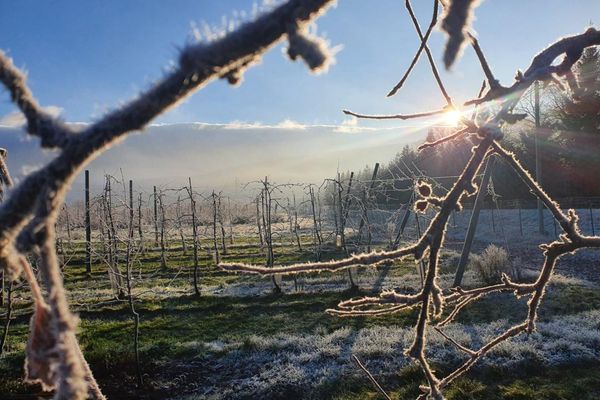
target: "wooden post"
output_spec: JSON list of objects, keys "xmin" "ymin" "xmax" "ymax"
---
[
  {"xmin": 415, "ymin": 207, "xmax": 425, "ymax": 286},
  {"xmin": 153, "ymin": 186, "xmax": 159, "ymax": 247},
  {"xmin": 534, "ymin": 81, "xmax": 545, "ymax": 234},
  {"xmin": 85, "ymin": 170, "xmax": 92, "ymax": 275},
  {"xmin": 453, "ymin": 156, "xmax": 495, "ymax": 287},
  {"xmin": 590, "ymin": 201, "xmax": 596, "ymax": 236},
  {"xmin": 357, "ymin": 163, "xmax": 380, "ymax": 246},
  {"xmin": 391, "ymin": 191, "xmax": 415, "ymax": 249}
]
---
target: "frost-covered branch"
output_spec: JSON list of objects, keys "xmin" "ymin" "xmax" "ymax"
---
[
  {"xmin": 219, "ymin": 16, "xmax": 600, "ymax": 400},
  {"xmin": 0, "ymin": 1, "xmax": 336, "ymax": 398}
]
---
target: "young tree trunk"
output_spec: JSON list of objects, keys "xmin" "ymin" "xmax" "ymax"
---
[
  {"xmin": 256, "ymin": 196, "xmax": 264, "ymax": 247},
  {"xmin": 105, "ymin": 176, "xmax": 125, "ymax": 299},
  {"xmin": 63, "ymin": 203, "xmax": 72, "ymax": 249},
  {"xmin": 337, "ymin": 173, "xmax": 346, "ymax": 250},
  {"xmin": 309, "ymin": 186, "xmax": 322, "ymax": 261},
  {"xmin": 261, "ymin": 179, "xmax": 280, "ymax": 293},
  {"xmin": 217, "ymin": 196, "xmax": 227, "ymax": 255},
  {"xmin": 126, "ymin": 180, "xmax": 143, "ymax": 387},
  {"xmin": 176, "ymin": 195, "xmax": 187, "ymax": 255},
  {"xmin": 211, "ymin": 191, "xmax": 221, "ymax": 264},
  {"xmin": 158, "ymin": 192, "xmax": 167, "ymax": 270},
  {"xmin": 227, "ymin": 197, "xmax": 234, "ymax": 245},
  {"xmin": 357, "ymin": 163, "xmax": 380, "ymax": 247},
  {"xmin": 137, "ymin": 193, "xmax": 144, "ymax": 254},
  {"xmin": 188, "ymin": 178, "xmax": 200, "ymax": 296},
  {"xmin": 332, "ymin": 190, "xmax": 339, "ymax": 248},
  {"xmin": 292, "ymin": 194, "xmax": 302, "ymax": 251},
  {"xmin": 342, "ymin": 171, "xmax": 357, "ymax": 288}
]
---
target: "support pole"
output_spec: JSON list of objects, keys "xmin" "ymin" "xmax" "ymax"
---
[
  {"xmin": 534, "ymin": 81, "xmax": 545, "ymax": 234},
  {"xmin": 153, "ymin": 185, "xmax": 159, "ymax": 246},
  {"xmin": 453, "ymin": 156, "xmax": 495, "ymax": 287},
  {"xmin": 85, "ymin": 170, "xmax": 92, "ymax": 275}
]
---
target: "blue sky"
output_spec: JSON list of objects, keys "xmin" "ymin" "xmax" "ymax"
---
[
  {"xmin": 1, "ymin": 0, "xmax": 598, "ymax": 127},
  {"xmin": 0, "ymin": 1, "xmax": 599, "ymax": 196}
]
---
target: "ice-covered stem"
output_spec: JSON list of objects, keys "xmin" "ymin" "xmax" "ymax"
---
[
  {"xmin": 417, "ymin": 126, "xmax": 471, "ymax": 150},
  {"xmin": 219, "ymin": 23, "xmax": 600, "ymax": 399},
  {"xmin": 467, "ymin": 33, "xmax": 500, "ymax": 90},
  {"xmin": 352, "ymin": 355, "xmax": 392, "ymax": 400},
  {"xmin": 327, "ymin": 291, "xmax": 423, "ymax": 317},
  {"xmin": 220, "ymin": 244, "xmax": 419, "ymax": 275},
  {"xmin": 0, "ymin": 1, "xmax": 336, "ymax": 397},
  {"xmin": 465, "ymin": 27, "xmax": 600, "ymax": 106},
  {"xmin": 342, "ymin": 107, "xmax": 449, "ymax": 120},
  {"xmin": 405, "ymin": 0, "xmax": 452, "ymax": 105},
  {"xmin": 286, "ymin": 24, "xmax": 335, "ymax": 73},
  {"xmin": 0, "ymin": 53, "xmax": 72, "ymax": 148},
  {"xmin": 440, "ymin": 0, "xmax": 481, "ymax": 69},
  {"xmin": 387, "ymin": 0, "xmax": 439, "ymax": 97}
]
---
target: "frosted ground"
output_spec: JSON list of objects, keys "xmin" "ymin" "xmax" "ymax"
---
[{"xmin": 176, "ymin": 310, "xmax": 600, "ymax": 399}]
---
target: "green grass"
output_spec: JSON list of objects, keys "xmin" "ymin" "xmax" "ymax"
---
[{"xmin": 1, "ymin": 238, "xmax": 599, "ymax": 399}]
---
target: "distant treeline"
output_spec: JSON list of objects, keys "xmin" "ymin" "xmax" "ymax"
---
[{"xmin": 338, "ymin": 48, "xmax": 600, "ymax": 207}]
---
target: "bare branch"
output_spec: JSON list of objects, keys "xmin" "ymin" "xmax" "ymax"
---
[
  {"xmin": 405, "ymin": 0, "xmax": 452, "ymax": 105},
  {"xmin": 387, "ymin": 0, "xmax": 440, "ymax": 97},
  {"xmin": 0, "ymin": 52, "xmax": 72, "ymax": 148},
  {"xmin": 342, "ymin": 108, "xmax": 448, "ymax": 120},
  {"xmin": 440, "ymin": 0, "xmax": 481, "ymax": 69},
  {"xmin": 352, "ymin": 355, "xmax": 392, "ymax": 400}
]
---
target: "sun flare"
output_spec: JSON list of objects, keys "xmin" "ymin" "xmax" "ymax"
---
[{"xmin": 443, "ymin": 109, "xmax": 462, "ymax": 126}]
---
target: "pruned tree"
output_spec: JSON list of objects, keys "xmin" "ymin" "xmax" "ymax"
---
[
  {"xmin": 157, "ymin": 190, "xmax": 168, "ymax": 270},
  {"xmin": 219, "ymin": 1, "xmax": 600, "ymax": 399},
  {"xmin": 125, "ymin": 180, "xmax": 142, "ymax": 388},
  {"xmin": 0, "ymin": 1, "xmax": 337, "ymax": 398},
  {"xmin": 186, "ymin": 178, "xmax": 201, "ymax": 296}
]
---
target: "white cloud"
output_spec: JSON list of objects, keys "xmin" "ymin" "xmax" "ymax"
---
[
  {"xmin": 333, "ymin": 116, "xmax": 362, "ymax": 133},
  {"xmin": 0, "ymin": 105, "xmax": 63, "ymax": 127},
  {"xmin": 275, "ymin": 119, "xmax": 306, "ymax": 130},
  {"xmin": 20, "ymin": 163, "xmax": 42, "ymax": 176}
]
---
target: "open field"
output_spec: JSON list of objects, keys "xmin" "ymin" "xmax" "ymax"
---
[{"xmin": 1, "ymin": 218, "xmax": 599, "ymax": 399}]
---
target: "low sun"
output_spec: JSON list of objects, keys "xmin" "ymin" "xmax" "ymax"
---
[{"xmin": 443, "ymin": 109, "xmax": 462, "ymax": 126}]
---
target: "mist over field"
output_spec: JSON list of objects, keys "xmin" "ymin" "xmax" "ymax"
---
[{"xmin": 0, "ymin": 122, "xmax": 424, "ymax": 199}]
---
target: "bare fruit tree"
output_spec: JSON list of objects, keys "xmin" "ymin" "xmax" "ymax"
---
[
  {"xmin": 220, "ymin": 1, "xmax": 600, "ymax": 399},
  {"xmin": 0, "ymin": 1, "xmax": 337, "ymax": 398}
]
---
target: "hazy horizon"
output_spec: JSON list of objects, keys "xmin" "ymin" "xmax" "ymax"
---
[{"xmin": 0, "ymin": 120, "xmax": 430, "ymax": 201}]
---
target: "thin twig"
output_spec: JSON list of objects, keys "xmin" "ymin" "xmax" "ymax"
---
[
  {"xmin": 352, "ymin": 355, "xmax": 392, "ymax": 400},
  {"xmin": 387, "ymin": 0, "xmax": 440, "ymax": 97}
]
